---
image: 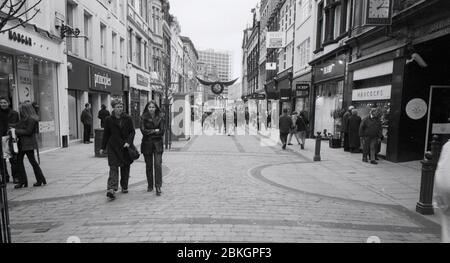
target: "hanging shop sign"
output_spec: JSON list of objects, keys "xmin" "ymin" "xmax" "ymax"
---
[
  {"xmin": 352, "ymin": 85, "xmax": 392, "ymax": 101},
  {"xmin": 137, "ymin": 73, "xmax": 149, "ymax": 87},
  {"xmin": 8, "ymin": 30, "xmax": 32, "ymax": 46},
  {"xmin": 365, "ymin": 0, "xmax": 393, "ymax": 26},
  {"xmin": 266, "ymin": 31, "xmax": 285, "ymax": 49},
  {"xmin": 406, "ymin": 98, "xmax": 428, "ymax": 120},
  {"xmin": 266, "ymin": 62, "xmax": 277, "ymax": 71}
]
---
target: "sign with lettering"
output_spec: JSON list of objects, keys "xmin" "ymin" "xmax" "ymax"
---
[
  {"xmin": 8, "ymin": 31, "xmax": 32, "ymax": 46},
  {"xmin": 266, "ymin": 32, "xmax": 285, "ymax": 49},
  {"xmin": 314, "ymin": 55, "xmax": 346, "ymax": 82},
  {"xmin": 432, "ymin": 123, "xmax": 450, "ymax": 134},
  {"xmin": 352, "ymin": 86, "xmax": 392, "ymax": 101},
  {"xmin": 89, "ymin": 66, "xmax": 123, "ymax": 95},
  {"xmin": 295, "ymin": 84, "xmax": 310, "ymax": 98},
  {"xmin": 137, "ymin": 74, "xmax": 149, "ymax": 87}
]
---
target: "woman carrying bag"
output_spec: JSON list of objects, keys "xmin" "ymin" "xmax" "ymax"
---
[
  {"xmin": 141, "ymin": 101, "xmax": 165, "ymax": 196},
  {"xmin": 100, "ymin": 100, "xmax": 135, "ymax": 200},
  {"xmin": 13, "ymin": 102, "xmax": 46, "ymax": 189}
]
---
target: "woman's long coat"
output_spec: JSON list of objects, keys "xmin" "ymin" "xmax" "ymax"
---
[
  {"xmin": 101, "ymin": 113, "xmax": 135, "ymax": 167},
  {"xmin": 140, "ymin": 112, "xmax": 165, "ymax": 155},
  {"xmin": 348, "ymin": 115, "xmax": 362, "ymax": 149}
]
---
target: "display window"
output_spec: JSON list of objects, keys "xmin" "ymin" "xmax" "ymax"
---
[{"xmin": 314, "ymin": 80, "xmax": 344, "ymax": 136}]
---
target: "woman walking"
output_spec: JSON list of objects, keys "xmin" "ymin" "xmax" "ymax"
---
[
  {"xmin": 14, "ymin": 102, "xmax": 46, "ymax": 189},
  {"xmin": 141, "ymin": 101, "xmax": 165, "ymax": 196},
  {"xmin": 100, "ymin": 100, "xmax": 135, "ymax": 200}
]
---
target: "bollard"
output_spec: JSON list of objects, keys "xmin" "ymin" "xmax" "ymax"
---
[
  {"xmin": 314, "ymin": 132, "xmax": 322, "ymax": 162},
  {"xmin": 94, "ymin": 129, "xmax": 107, "ymax": 158},
  {"xmin": 416, "ymin": 135, "xmax": 443, "ymax": 215}
]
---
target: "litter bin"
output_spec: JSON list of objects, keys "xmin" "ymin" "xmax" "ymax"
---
[{"xmin": 94, "ymin": 129, "xmax": 107, "ymax": 158}]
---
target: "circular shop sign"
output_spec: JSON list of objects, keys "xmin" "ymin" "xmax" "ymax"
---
[{"xmin": 406, "ymin": 99, "xmax": 428, "ymax": 120}]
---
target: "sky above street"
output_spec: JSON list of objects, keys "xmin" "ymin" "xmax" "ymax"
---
[{"xmin": 170, "ymin": 0, "xmax": 258, "ymax": 80}]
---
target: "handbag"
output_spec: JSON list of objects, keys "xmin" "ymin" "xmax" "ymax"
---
[{"xmin": 127, "ymin": 144, "xmax": 140, "ymax": 161}]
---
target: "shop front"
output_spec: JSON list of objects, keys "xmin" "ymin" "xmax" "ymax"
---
[
  {"xmin": 292, "ymin": 72, "xmax": 312, "ymax": 117},
  {"xmin": 67, "ymin": 56, "xmax": 124, "ymax": 140},
  {"xmin": 276, "ymin": 70, "xmax": 293, "ymax": 112},
  {"xmin": 346, "ymin": 1, "xmax": 450, "ymax": 162},
  {"xmin": 129, "ymin": 69, "xmax": 151, "ymax": 127},
  {"xmin": 1, "ymin": 26, "xmax": 64, "ymax": 151},
  {"xmin": 311, "ymin": 54, "xmax": 347, "ymax": 138}
]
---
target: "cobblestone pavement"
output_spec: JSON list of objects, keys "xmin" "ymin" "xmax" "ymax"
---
[{"xmin": 7, "ymin": 133, "xmax": 441, "ymax": 243}]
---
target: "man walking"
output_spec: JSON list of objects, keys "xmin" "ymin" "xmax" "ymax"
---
[
  {"xmin": 359, "ymin": 109, "xmax": 382, "ymax": 164},
  {"xmin": 98, "ymin": 104, "xmax": 110, "ymax": 129},
  {"xmin": 279, "ymin": 109, "xmax": 292, "ymax": 150},
  {"xmin": 0, "ymin": 97, "xmax": 19, "ymax": 183},
  {"xmin": 342, "ymin": 106, "xmax": 354, "ymax": 152},
  {"xmin": 81, "ymin": 103, "xmax": 93, "ymax": 144}
]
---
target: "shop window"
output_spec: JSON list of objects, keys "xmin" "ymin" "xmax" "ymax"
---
[
  {"xmin": 314, "ymin": 80, "xmax": 344, "ymax": 137},
  {"xmin": 16, "ymin": 56, "xmax": 60, "ymax": 150}
]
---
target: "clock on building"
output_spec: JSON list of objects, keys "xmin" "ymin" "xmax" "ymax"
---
[{"xmin": 366, "ymin": 0, "xmax": 392, "ymax": 25}]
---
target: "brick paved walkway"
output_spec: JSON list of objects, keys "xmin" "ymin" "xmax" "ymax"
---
[{"xmin": 5, "ymin": 132, "xmax": 442, "ymax": 243}]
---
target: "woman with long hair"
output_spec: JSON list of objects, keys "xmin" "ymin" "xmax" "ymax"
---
[
  {"xmin": 141, "ymin": 101, "xmax": 165, "ymax": 196},
  {"xmin": 13, "ymin": 102, "xmax": 46, "ymax": 189},
  {"xmin": 100, "ymin": 100, "xmax": 135, "ymax": 200}
]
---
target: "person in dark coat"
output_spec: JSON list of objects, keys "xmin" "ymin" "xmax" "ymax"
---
[
  {"xmin": 296, "ymin": 111, "xmax": 309, "ymax": 150},
  {"xmin": 141, "ymin": 101, "xmax": 165, "ymax": 196},
  {"xmin": 342, "ymin": 106, "xmax": 354, "ymax": 152},
  {"xmin": 0, "ymin": 97, "xmax": 20, "ymax": 184},
  {"xmin": 279, "ymin": 108, "xmax": 293, "ymax": 150},
  {"xmin": 223, "ymin": 109, "xmax": 227, "ymax": 134},
  {"xmin": 98, "ymin": 104, "xmax": 110, "ymax": 129},
  {"xmin": 81, "ymin": 103, "xmax": 93, "ymax": 144},
  {"xmin": 100, "ymin": 100, "xmax": 135, "ymax": 200},
  {"xmin": 359, "ymin": 109, "xmax": 383, "ymax": 164},
  {"xmin": 348, "ymin": 109, "xmax": 362, "ymax": 153},
  {"xmin": 14, "ymin": 102, "xmax": 46, "ymax": 189}
]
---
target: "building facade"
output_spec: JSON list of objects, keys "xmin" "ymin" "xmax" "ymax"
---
[
  {"xmin": 309, "ymin": 0, "xmax": 352, "ymax": 139},
  {"xmin": 292, "ymin": 0, "xmax": 314, "ymax": 118},
  {"xmin": 346, "ymin": 0, "xmax": 450, "ymax": 162},
  {"xmin": 198, "ymin": 49, "xmax": 233, "ymax": 83}
]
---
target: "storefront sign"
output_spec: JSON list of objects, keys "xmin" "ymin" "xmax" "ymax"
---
[
  {"xmin": 137, "ymin": 74, "xmax": 149, "ymax": 87},
  {"xmin": 94, "ymin": 73, "xmax": 112, "ymax": 89},
  {"xmin": 406, "ymin": 99, "xmax": 428, "ymax": 120},
  {"xmin": 88, "ymin": 66, "xmax": 122, "ymax": 95},
  {"xmin": 8, "ymin": 31, "xmax": 32, "ymax": 46},
  {"xmin": 314, "ymin": 55, "xmax": 346, "ymax": 82},
  {"xmin": 296, "ymin": 84, "xmax": 310, "ymax": 98},
  {"xmin": 353, "ymin": 86, "xmax": 392, "ymax": 101},
  {"xmin": 432, "ymin": 123, "xmax": 450, "ymax": 134}
]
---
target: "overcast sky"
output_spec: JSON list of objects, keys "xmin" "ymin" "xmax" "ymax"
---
[{"xmin": 170, "ymin": 0, "xmax": 258, "ymax": 80}]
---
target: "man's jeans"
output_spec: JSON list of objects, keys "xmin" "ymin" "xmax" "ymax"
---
[{"xmin": 107, "ymin": 165, "xmax": 130, "ymax": 191}]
